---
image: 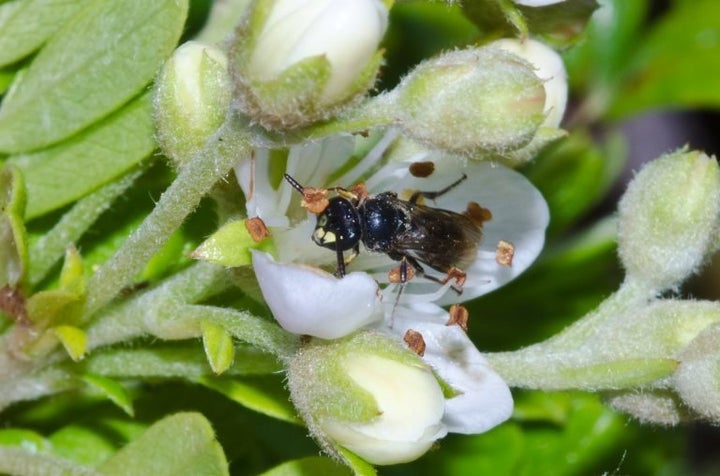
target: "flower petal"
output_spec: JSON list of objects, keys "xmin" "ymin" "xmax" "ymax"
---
[
  {"xmin": 252, "ymin": 251, "xmax": 383, "ymax": 339},
  {"xmin": 415, "ymin": 322, "xmax": 514, "ymax": 434}
]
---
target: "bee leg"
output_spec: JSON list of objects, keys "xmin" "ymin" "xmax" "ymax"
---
[
  {"xmin": 409, "ymin": 173, "xmax": 468, "ymax": 204},
  {"xmin": 335, "ymin": 248, "xmax": 346, "ymax": 278},
  {"xmin": 405, "ymin": 256, "xmax": 463, "ymax": 295}
]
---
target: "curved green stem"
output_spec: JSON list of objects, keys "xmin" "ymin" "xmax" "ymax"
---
[{"xmin": 84, "ymin": 115, "xmax": 250, "ymax": 316}]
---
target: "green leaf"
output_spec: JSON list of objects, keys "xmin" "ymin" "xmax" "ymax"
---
[
  {"xmin": 0, "ymin": 446, "xmax": 96, "ymax": 476},
  {"xmin": 564, "ymin": 0, "xmax": 648, "ymax": 93},
  {"xmin": 99, "ymin": 412, "xmax": 229, "ymax": 476},
  {"xmin": 260, "ymin": 456, "xmax": 351, "ymax": 476},
  {"xmin": 201, "ymin": 321, "xmax": 236, "ymax": 375},
  {"xmin": 59, "ymin": 246, "xmax": 84, "ymax": 294},
  {"xmin": 26, "ymin": 288, "xmax": 83, "ymax": 328},
  {"xmin": 27, "ymin": 167, "xmax": 143, "ymax": 286},
  {"xmin": 519, "ymin": 393, "xmax": 626, "ymax": 475},
  {"xmin": 82, "ymin": 374, "xmax": 134, "ymax": 416},
  {"xmin": 8, "ymin": 93, "xmax": 156, "ymax": 219},
  {"xmin": 523, "ymin": 131, "xmax": 625, "ymax": 236},
  {"xmin": 0, "ymin": 165, "xmax": 27, "ymax": 286},
  {"xmin": 610, "ymin": 0, "xmax": 720, "ymax": 116},
  {"xmin": 0, "ymin": 0, "xmax": 188, "ymax": 153},
  {"xmin": 198, "ymin": 376, "xmax": 301, "ymax": 425},
  {"xmin": 49, "ymin": 424, "xmax": 117, "ymax": 467},
  {"xmin": 337, "ymin": 447, "xmax": 377, "ymax": 476},
  {"xmin": 0, "ymin": 428, "xmax": 49, "ymax": 452},
  {"xmin": 54, "ymin": 324, "xmax": 87, "ymax": 361},
  {"xmin": 0, "ymin": 0, "xmax": 90, "ymax": 68},
  {"xmin": 425, "ymin": 423, "xmax": 523, "ymax": 475}
]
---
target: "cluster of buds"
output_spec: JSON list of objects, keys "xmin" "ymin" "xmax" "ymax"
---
[{"xmin": 153, "ymin": 0, "xmax": 573, "ymax": 466}]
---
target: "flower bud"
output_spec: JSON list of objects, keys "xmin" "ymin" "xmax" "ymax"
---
[
  {"xmin": 231, "ymin": 0, "xmax": 388, "ymax": 129},
  {"xmin": 490, "ymin": 38, "xmax": 567, "ymax": 128},
  {"xmin": 153, "ymin": 41, "xmax": 232, "ymax": 167},
  {"xmin": 607, "ymin": 391, "xmax": 683, "ymax": 426},
  {"xmin": 288, "ymin": 332, "xmax": 447, "ymax": 465},
  {"xmin": 618, "ymin": 149, "xmax": 720, "ymax": 290},
  {"xmin": 392, "ymin": 47, "xmax": 546, "ymax": 156},
  {"xmin": 674, "ymin": 321, "xmax": 720, "ymax": 422}
]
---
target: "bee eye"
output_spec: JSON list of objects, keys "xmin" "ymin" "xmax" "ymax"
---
[{"xmin": 318, "ymin": 214, "xmax": 328, "ymax": 227}]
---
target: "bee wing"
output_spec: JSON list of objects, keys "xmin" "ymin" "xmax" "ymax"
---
[{"xmin": 392, "ymin": 203, "xmax": 483, "ymax": 273}]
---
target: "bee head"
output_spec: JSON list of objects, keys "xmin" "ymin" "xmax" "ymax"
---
[{"xmin": 313, "ymin": 197, "xmax": 361, "ymax": 251}]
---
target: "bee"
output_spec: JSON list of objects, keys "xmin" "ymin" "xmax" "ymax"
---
[{"xmin": 283, "ymin": 173, "xmax": 488, "ymax": 292}]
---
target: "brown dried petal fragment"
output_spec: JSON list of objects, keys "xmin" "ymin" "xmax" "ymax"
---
[
  {"xmin": 409, "ymin": 161, "xmax": 435, "ymax": 178},
  {"xmin": 245, "ymin": 217, "xmax": 271, "ymax": 243},
  {"xmin": 300, "ymin": 187, "xmax": 329, "ymax": 214},
  {"xmin": 464, "ymin": 202, "xmax": 492, "ymax": 226},
  {"xmin": 496, "ymin": 240, "xmax": 515, "ymax": 267},
  {"xmin": 447, "ymin": 304, "xmax": 469, "ymax": 332},
  {"xmin": 404, "ymin": 329, "xmax": 426, "ymax": 357}
]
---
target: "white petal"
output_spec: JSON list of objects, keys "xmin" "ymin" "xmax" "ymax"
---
[
  {"xmin": 252, "ymin": 251, "xmax": 383, "ymax": 339},
  {"xmin": 414, "ymin": 322, "xmax": 514, "ymax": 434}
]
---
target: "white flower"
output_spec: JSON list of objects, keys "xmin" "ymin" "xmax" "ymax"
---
[
  {"xmin": 240, "ymin": 132, "xmax": 548, "ymax": 310},
  {"xmin": 248, "ymin": 0, "xmax": 388, "ymax": 104},
  {"xmin": 239, "ymin": 132, "xmax": 533, "ymax": 458},
  {"xmin": 491, "ymin": 38, "xmax": 568, "ymax": 128}
]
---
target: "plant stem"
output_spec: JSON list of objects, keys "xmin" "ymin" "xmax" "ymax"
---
[{"xmin": 84, "ymin": 116, "xmax": 250, "ymax": 316}]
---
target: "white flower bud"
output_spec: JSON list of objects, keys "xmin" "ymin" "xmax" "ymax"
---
[
  {"xmin": 153, "ymin": 41, "xmax": 231, "ymax": 167},
  {"xmin": 490, "ymin": 38, "xmax": 568, "ymax": 128},
  {"xmin": 618, "ymin": 149, "xmax": 720, "ymax": 290},
  {"xmin": 231, "ymin": 0, "xmax": 388, "ymax": 129},
  {"xmin": 391, "ymin": 47, "xmax": 546, "ymax": 156},
  {"xmin": 288, "ymin": 332, "xmax": 447, "ymax": 465}
]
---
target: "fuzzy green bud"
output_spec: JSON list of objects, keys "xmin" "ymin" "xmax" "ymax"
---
[
  {"xmin": 607, "ymin": 391, "xmax": 684, "ymax": 426},
  {"xmin": 674, "ymin": 320, "xmax": 720, "ymax": 423},
  {"xmin": 288, "ymin": 332, "xmax": 446, "ymax": 465},
  {"xmin": 153, "ymin": 41, "xmax": 232, "ymax": 167},
  {"xmin": 230, "ymin": 0, "xmax": 388, "ymax": 130},
  {"xmin": 618, "ymin": 149, "xmax": 720, "ymax": 290},
  {"xmin": 391, "ymin": 47, "xmax": 546, "ymax": 156}
]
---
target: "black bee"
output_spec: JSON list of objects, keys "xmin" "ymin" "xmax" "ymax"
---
[{"xmin": 284, "ymin": 173, "xmax": 487, "ymax": 291}]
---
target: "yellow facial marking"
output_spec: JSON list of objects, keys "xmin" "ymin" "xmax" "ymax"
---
[{"xmin": 321, "ymin": 231, "xmax": 336, "ymax": 244}]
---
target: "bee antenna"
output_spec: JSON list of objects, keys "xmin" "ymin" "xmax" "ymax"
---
[{"xmin": 283, "ymin": 173, "xmax": 305, "ymax": 194}]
